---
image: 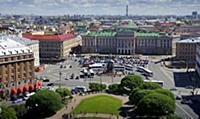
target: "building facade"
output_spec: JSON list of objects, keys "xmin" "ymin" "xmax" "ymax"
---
[
  {"xmin": 23, "ymin": 33, "xmax": 80, "ymax": 62},
  {"xmin": 82, "ymin": 31, "xmax": 135, "ymax": 55},
  {"xmin": 82, "ymin": 31, "xmax": 172, "ymax": 55},
  {"xmin": 135, "ymin": 32, "xmax": 172, "ymax": 55},
  {"xmin": 196, "ymin": 43, "xmax": 200, "ymax": 77},
  {"xmin": 4, "ymin": 35, "xmax": 40, "ymax": 66},
  {"xmin": 0, "ymin": 38, "xmax": 35, "ymax": 96},
  {"xmin": 176, "ymin": 37, "xmax": 200, "ymax": 66}
]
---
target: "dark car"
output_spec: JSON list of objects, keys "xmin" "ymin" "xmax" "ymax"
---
[
  {"xmin": 47, "ymin": 83, "xmax": 54, "ymax": 86},
  {"xmin": 43, "ymin": 79, "xmax": 50, "ymax": 82},
  {"xmin": 181, "ymin": 99, "xmax": 192, "ymax": 104},
  {"xmin": 75, "ymin": 76, "xmax": 79, "ymax": 80}
]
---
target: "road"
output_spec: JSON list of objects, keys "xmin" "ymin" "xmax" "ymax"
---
[{"xmin": 148, "ymin": 62, "xmax": 199, "ymax": 119}]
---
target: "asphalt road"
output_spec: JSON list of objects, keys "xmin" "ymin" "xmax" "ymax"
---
[{"xmin": 148, "ymin": 62, "xmax": 199, "ymax": 119}]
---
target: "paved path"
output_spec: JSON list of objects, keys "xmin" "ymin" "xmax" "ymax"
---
[{"xmin": 47, "ymin": 93, "xmax": 129, "ymax": 119}]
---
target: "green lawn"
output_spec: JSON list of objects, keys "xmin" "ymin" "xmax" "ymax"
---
[{"xmin": 73, "ymin": 95, "xmax": 122, "ymax": 115}]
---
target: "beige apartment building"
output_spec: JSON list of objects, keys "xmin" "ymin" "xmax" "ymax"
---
[
  {"xmin": 23, "ymin": 32, "xmax": 80, "ymax": 62},
  {"xmin": 0, "ymin": 38, "xmax": 35, "ymax": 96},
  {"xmin": 176, "ymin": 37, "xmax": 200, "ymax": 66}
]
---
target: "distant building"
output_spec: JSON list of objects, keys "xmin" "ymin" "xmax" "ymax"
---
[
  {"xmin": 82, "ymin": 31, "xmax": 119, "ymax": 54},
  {"xmin": 0, "ymin": 38, "xmax": 35, "ymax": 96},
  {"xmin": 82, "ymin": 31, "xmax": 172, "ymax": 55},
  {"xmin": 135, "ymin": 32, "xmax": 172, "ymax": 55},
  {"xmin": 180, "ymin": 33, "xmax": 200, "ymax": 40},
  {"xmin": 175, "ymin": 25, "xmax": 200, "ymax": 34},
  {"xmin": 192, "ymin": 11, "xmax": 198, "ymax": 19},
  {"xmin": 22, "ymin": 33, "xmax": 80, "ymax": 62},
  {"xmin": 176, "ymin": 37, "xmax": 200, "ymax": 67},
  {"xmin": 2, "ymin": 35, "xmax": 40, "ymax": 66}
]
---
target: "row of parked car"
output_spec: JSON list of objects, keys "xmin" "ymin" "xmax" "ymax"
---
[{"xmin": 12, "ymin": 92, "xmax": 35, "ymax": 104}]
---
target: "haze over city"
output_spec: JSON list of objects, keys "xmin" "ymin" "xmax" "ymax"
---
[{"xmin": 0, "ymin": 0, "xmax": 200, "ymax": 15}]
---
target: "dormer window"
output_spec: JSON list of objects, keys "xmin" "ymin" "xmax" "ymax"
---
[
  {"xmin": 2, "ymin": 52, "xmax": 6, "ymax": 55},
  {"xmin": 9, "ymin": 51, "xmax": 12, "ymax": 54}
]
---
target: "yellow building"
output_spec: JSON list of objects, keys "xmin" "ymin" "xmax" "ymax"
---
[{"xmin": 22, "ymin": 33, "xmax": 80, "ymax": 62}]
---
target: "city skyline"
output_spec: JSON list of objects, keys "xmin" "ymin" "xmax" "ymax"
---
[{"xmin": 0, "ymin": 0, "xmax": 200, "ymax": 15}]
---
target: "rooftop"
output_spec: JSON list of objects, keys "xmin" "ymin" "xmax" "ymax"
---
[
  {"xmin": 177, "ymin": 37, "xmax": 200, "ymax": 43},
  {"xmin": 136, "ymin": 32, "xmax": 167, "ymax": 37},
  {"xmin": 22, "ymin": 33, "xmax": 75, "ymax": 41},
  {"xmin": 0, "ymin": 36, "xmax": 32, "ymax": 56},
  {"xmin": 86, "ymin": 31, "xmax": 117, "ymax": 37},
  {"xmin": 1, "ymin": 35, "xmax": 39, "ymax": 46}
]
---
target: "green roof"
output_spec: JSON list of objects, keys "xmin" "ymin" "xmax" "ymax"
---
[
  {"xmin": 87, "ymin": 31, "xmax": 117, "ymax": 37},
  {"xmin": 76, "ymin": 22, "xmax": 88, "ymax": 27},
  {"xmin": 136, "ymin": 32, "xmax": 167, "ymax": 37}
]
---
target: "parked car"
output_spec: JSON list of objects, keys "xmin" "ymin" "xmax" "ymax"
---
[
  {"xmin": 47, "ymin": 83, "xmax": 54, "ymax": 86},
  {"xmin": 12, "ymin": 98, "xmax": 23, "ymax": 104},
  {"xmin": 176, "ymin": 95, "xmax": 182, "ymax": 100},
  {"xmin": 43, "ymin": 79, "xmax": 50, "ymax": 82},
  {"xmin": 75, "ymin": 76, "xmax": 79, "ymax": 80},
  {"xmin": 181, "ymin": 99, "xmax": 192, "ymax": 104}
]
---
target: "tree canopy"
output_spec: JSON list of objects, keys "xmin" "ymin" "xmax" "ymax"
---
[
  {"xmin": 129, "ymin": 89, "xmax": 153, "ymax": 105},
  {"xmin": 0, "ymin": 105, "xmax": 17, "ymax": 119},
  {"xmin": 139, "ymin": 82, "xmax": 162, "ymax": 90},
  {"xmin": 26, "ymin": 90, "xmax": 63, "ymax": 117},
  {"xmin": 11, "ymin": 104, "xmax": 27, "ymax": 119},
  {"xmin": 154, "ymin": 89, "xmax": 175, "ymax": 101},
  {"xmin": 108, "ymin": 84, "xmax": 120, "ymax": 93},
  {"xmin": 55, "ymin": 88, "xmax": 72, "ymax": 99},
  {"xmin": 120, "ymin": 75, "xmax": 144, "ymax": 93},
  {"xmin": 136, "ymin": 93, "xmax": 176, "ymax": 116},
  {"xmin": 89, "ymin": 83, "xmax": 107, "ymax": 91}
]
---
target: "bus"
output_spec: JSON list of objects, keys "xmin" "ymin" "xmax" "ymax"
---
[
  {"xmin": 137, "ymin": 66, "xmax": 153, "ymax": 77},
  {"xmin": 114, "ymin": 65, "xmax": 125, "ymax": 72},
  {"xmin": 125, "ymin": 64, "xmax": 134, "ymax": 71},
  {"xmin": 144, "ymin": 79, "xmax": 164, "ymax": 87},
  {"xmin": 88, "ymin": 63, "xmax": 105, "ymax": 72}
]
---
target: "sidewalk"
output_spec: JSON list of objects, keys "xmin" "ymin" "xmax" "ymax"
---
[{"xmin": 47, "ymin": 93, "xmax": 129, "ymax": 119}]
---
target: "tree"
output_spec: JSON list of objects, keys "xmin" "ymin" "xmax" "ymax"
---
[
  {"xmin": 120, "ymin": 75, "xmax": 144, "ymax": 93},
  {"xmin": 129, "ymin": 89, "xmax": 153, "ymax": 105},
  {"xmin": 89, "ymin": 83, "xmax": 107, "ymax": 91},
  {"xmin": 108, "ymin": 84, "xmax": 120, "ymax": 93},
  {"xmin": 139, "ymin": 82, "xmax": 161, "ymax": 90},
  {"xmin": 26, "ymin": 90, "xmax": 63, "ymax": 117},
  {"xmin": 55, "ymin": 88, "xmax": 72, "ymax": 99},
  {"xmin": 0, "ymin": 105, "xmax": 17, "ymax": 119},
  {"xmin": 11, "ymin": 104, "xmax": 27, "ymax": 119},
  {"xmin": 136, "ymin": 93, "xmax": 176, "ymax": 117},
  {"xmin": 154, "ymin": 89, "xmax": 175, "ymax": 101}
]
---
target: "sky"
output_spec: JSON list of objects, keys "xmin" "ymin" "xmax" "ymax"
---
[{"xmin": 0, "ymin": 0, "xmax": 200, "ymax": 15}]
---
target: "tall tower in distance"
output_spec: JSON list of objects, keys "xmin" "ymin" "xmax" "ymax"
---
[{"xmin": 126, "ymin": 5, "xmax": 128, "ymax": 17}]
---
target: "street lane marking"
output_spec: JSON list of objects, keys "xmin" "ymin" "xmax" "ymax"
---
[{"xmin": 176, "ymin": 103, "xmax": 194, "ymax": 119}]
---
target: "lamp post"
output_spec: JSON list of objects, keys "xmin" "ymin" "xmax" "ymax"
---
[{"xmin": 59, "ymin": 71, "xmax": 62, "ymax": 88}]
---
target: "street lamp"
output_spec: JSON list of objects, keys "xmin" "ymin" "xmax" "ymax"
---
[{"xmin": 59, "ymin": 71, "xmax": 62, "ymax": 88}]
